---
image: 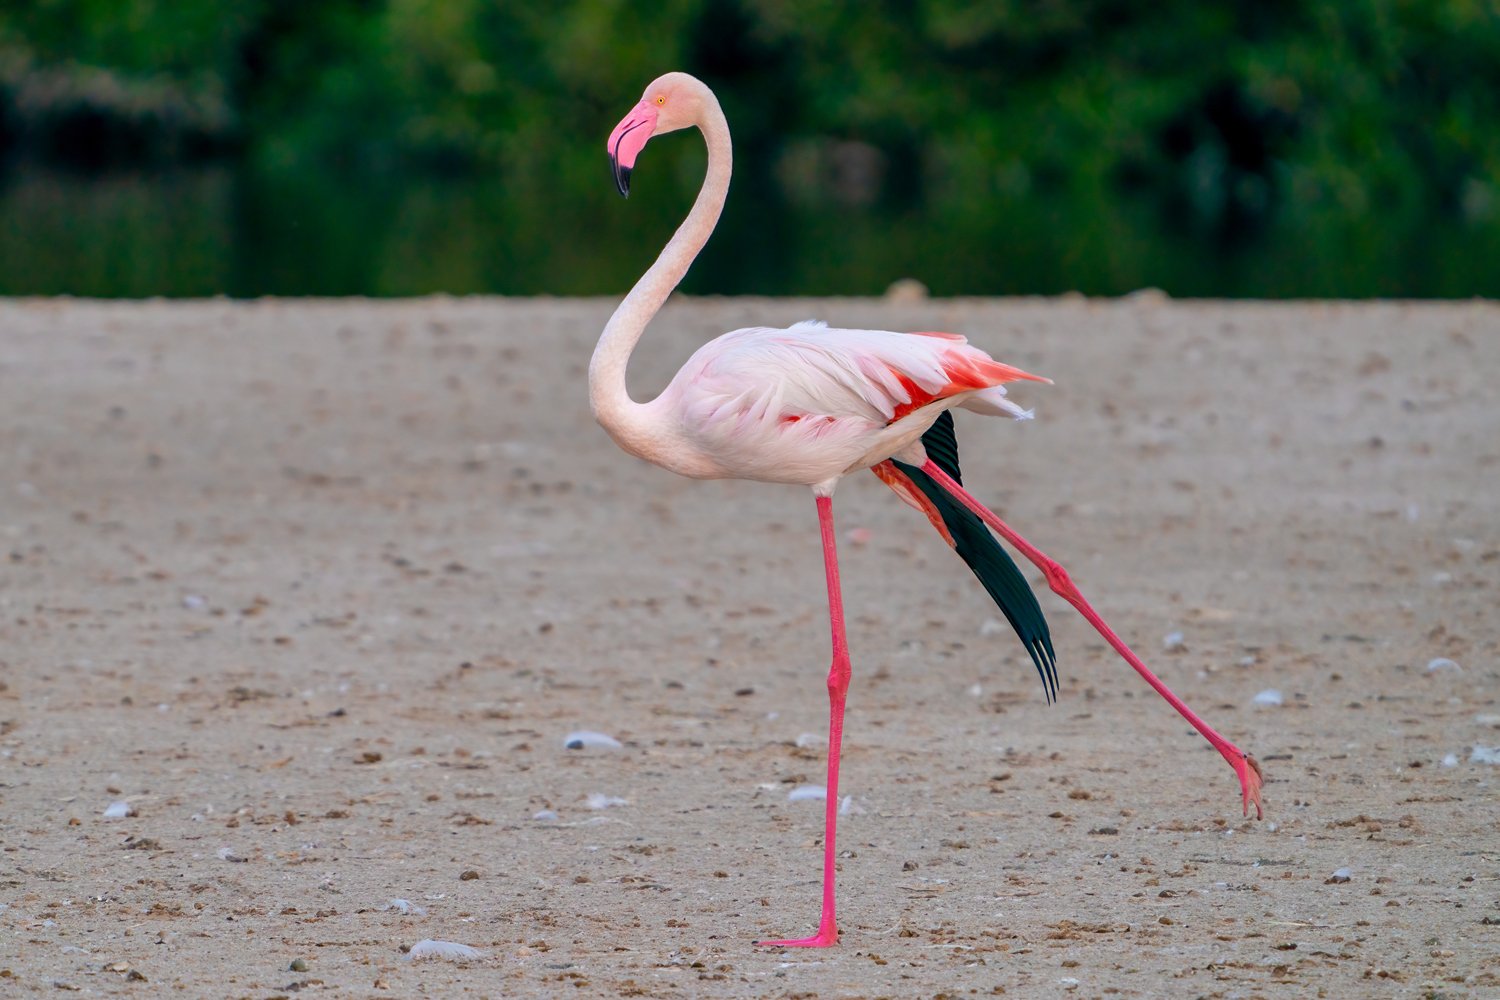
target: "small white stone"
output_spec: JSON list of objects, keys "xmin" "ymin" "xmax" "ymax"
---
[
  {"xmin": 787, "ymin": 785, "xmax": 826, "ymax": 802},
  {"xmin": 1426, "ymin": 657, "xmax": 1462, "ymax": 673},
  {"xmin": 584, "ymin": 793, "xmax": 627, "ymax": 810},
  {"xmin": 103, "ymin": 801, "xmax": 133, "ymax": 819},
  {"xmin": 563, "ymin": 731, "xmax": 621, "ymax": 750},
  {"xmin": 1162, "ymin": 631, "xmax": 1185, "ymax": 651},
  {"xmin": 884, "ymin": 277, "xmax": 929, "ymax": 302},
  {"xmin": 407, "ymin": 939, "xmax": 482, "ymax": 962},
  {"xmin": 1440, "ymin": 753, "xmax": 1459, "ymax": 768},
  {"xmin": 385, "ymin": 898, "xmax": 426, "ymax": 916},
  {"xmin": 1252, "ymin": 689, "xmax": 1283, "ymax": 707},
  {"xmin": 1470, "ymin": 746, "xmax": 1500, "ymax": 765}
]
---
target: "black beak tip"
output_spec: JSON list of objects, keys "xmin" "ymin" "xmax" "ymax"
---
[{"xmin": 609, "ymin": 156, "xmax": 631, "ymax": 198}]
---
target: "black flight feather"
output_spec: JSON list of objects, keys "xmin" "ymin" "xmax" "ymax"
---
[{"xmin": 892, "ymin": 411, "xmax": 1059, "ymax": 702}]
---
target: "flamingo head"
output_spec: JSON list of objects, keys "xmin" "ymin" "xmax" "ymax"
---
[{"xmin": 606, "ymin": 72, "xmax": 707, "ymax": 197}]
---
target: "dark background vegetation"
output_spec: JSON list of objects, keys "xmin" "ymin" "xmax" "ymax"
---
[{"xmin": 1, "ymin": 0, "xmax": 1496, "ymax": 298}]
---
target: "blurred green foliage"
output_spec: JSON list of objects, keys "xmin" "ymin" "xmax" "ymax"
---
[{"xmin": 1, "ymin": 0, "xmax": 1497, "ymax": 296}]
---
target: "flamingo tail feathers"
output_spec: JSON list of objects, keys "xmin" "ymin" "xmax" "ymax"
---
[{"xmin": 891, "ymin": 412, "xmax": 1059, "ymax": 702}]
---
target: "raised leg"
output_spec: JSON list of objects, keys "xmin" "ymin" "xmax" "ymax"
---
[
  {"xmin": 920, "ymin": 460, "xmax": 1264, "ymax": 819},
  {"xmin": 755, "ymin": 495, "xmax": 851, "ymax": 948}
]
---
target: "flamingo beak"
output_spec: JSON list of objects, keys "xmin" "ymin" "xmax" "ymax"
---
[{"xmin": 607, "ymin": 102, "xmax": 658, "ymax": 198}]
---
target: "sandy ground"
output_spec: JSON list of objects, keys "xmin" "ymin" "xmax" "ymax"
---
[{"xmin": 0, "ymin": 295, "xmax": 1497, "ymax": 998}]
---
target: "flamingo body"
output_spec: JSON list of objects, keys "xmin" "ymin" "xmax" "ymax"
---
[
  {"xmin": 637, "ymin": 319, "xmax": 1047, "ymax": 489},
  {"xmin": 592, "ymin": 71, "xmax": 1262, "ymax": 950}
]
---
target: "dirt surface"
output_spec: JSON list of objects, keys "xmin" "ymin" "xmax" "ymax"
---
[{"xmin": 0, "ymin": 296, "xmax": 1497, "ymax": 998}]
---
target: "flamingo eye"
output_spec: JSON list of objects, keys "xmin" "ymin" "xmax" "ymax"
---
[{"xmin": 655, "ymin": 96, "xmax": 666, "ymax": 106}]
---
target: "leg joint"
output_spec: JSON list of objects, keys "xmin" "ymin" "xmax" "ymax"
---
[{"xmin": 826, "ymin": 657, "xmax": 851, "ymax": 697}]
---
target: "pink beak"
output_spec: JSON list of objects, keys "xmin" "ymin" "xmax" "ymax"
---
[{"xmin": 606, "ymin": 102, "xmax": 658, "ymax": 197}]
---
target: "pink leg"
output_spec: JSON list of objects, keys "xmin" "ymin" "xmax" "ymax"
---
[
  {"xmin": 920, "ymin": 460, "xmax": 1264, "ymax": 819},
  {"xmin": 756, "ymin": 495, "xmax": 850, "ymax": 948}
]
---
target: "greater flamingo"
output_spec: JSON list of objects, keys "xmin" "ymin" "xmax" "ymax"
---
[{"xmin": 593, "ymin": 71, "xmax": 1263, "ymax": 949}]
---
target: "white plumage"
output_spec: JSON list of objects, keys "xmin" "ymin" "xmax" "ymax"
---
[{"xmin": 644, "ymin": 322, "xmax": 1042, "ymax": 488}]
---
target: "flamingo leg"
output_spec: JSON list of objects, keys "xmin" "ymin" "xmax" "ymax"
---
[
  {"xmin": 756, "ymin": 495, "xmax": 850, "ymax": 948},
  {"xmin": 920, "ymin": 460, "xmax": 1264, "ymax": 819}
]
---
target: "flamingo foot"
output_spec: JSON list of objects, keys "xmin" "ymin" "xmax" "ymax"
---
[
  {"xmin": 754, "ymin": 922, "xmax": 839, "ymax": 949},
  {"xmin": 1234, "ymin": 752, "xmax": 1265, "ymax": 820}
]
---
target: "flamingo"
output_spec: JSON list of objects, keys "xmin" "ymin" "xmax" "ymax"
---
[{"xmin": 593, "ymin": 71, "xmax": 1263, "ymax": 949}]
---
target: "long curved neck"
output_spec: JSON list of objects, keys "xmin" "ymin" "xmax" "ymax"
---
[{"xmin": 589, "ymin": 93, "xmax": 731, "ymax": 460}]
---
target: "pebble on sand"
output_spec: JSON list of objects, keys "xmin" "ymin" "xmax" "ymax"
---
[
  {"xmin": 407, "ymin": 939, "xmax": 483, "ymax": 963},
  {"xmin": 585, "ymin": 793, "xmax": 627, "ymax": 809},
  {"xmin": 1325, "ymin": 867, "xmax": 1352, "ymax": 884},
  {"xmin": 787, "ymin": 785, "xmax": 826, "ymax": 802},
  {"xmin": 1425, "ymin": 657, "xmax": 1462, "ymax": 673},
  {"xmin": 884, "ymin": 277, "xmax": 929, "ymax": 302},
  {"xmin": 384, "ymin": 899, "xmax": 426, "ymax": 916},
  {"xmin": 563, "ymin": 731, "xmax": 622, "ymax": 750},
  {"xmin": 102, "ymin": 801, "xmax": 134, "ymax": 819},
  {"xmin": 1252, "ymin": 689, "xmax": 1284, "ymax": 707},
  {"xmin": 1470, "ymin": 746, "xmax": 1500, "ymax": 765}
]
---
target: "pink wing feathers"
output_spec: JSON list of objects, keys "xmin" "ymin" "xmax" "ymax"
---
[
  {"xmin": 657, "ymin": 320, "xmax": 1046, "ymax": 484},
  {"xmin": 676, "ymin": 321, "xmax": 1044, "ymax": 424},
  {"xmin": 888, "ymin": 336, "xmax": 1045, "ymax": 421}
]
